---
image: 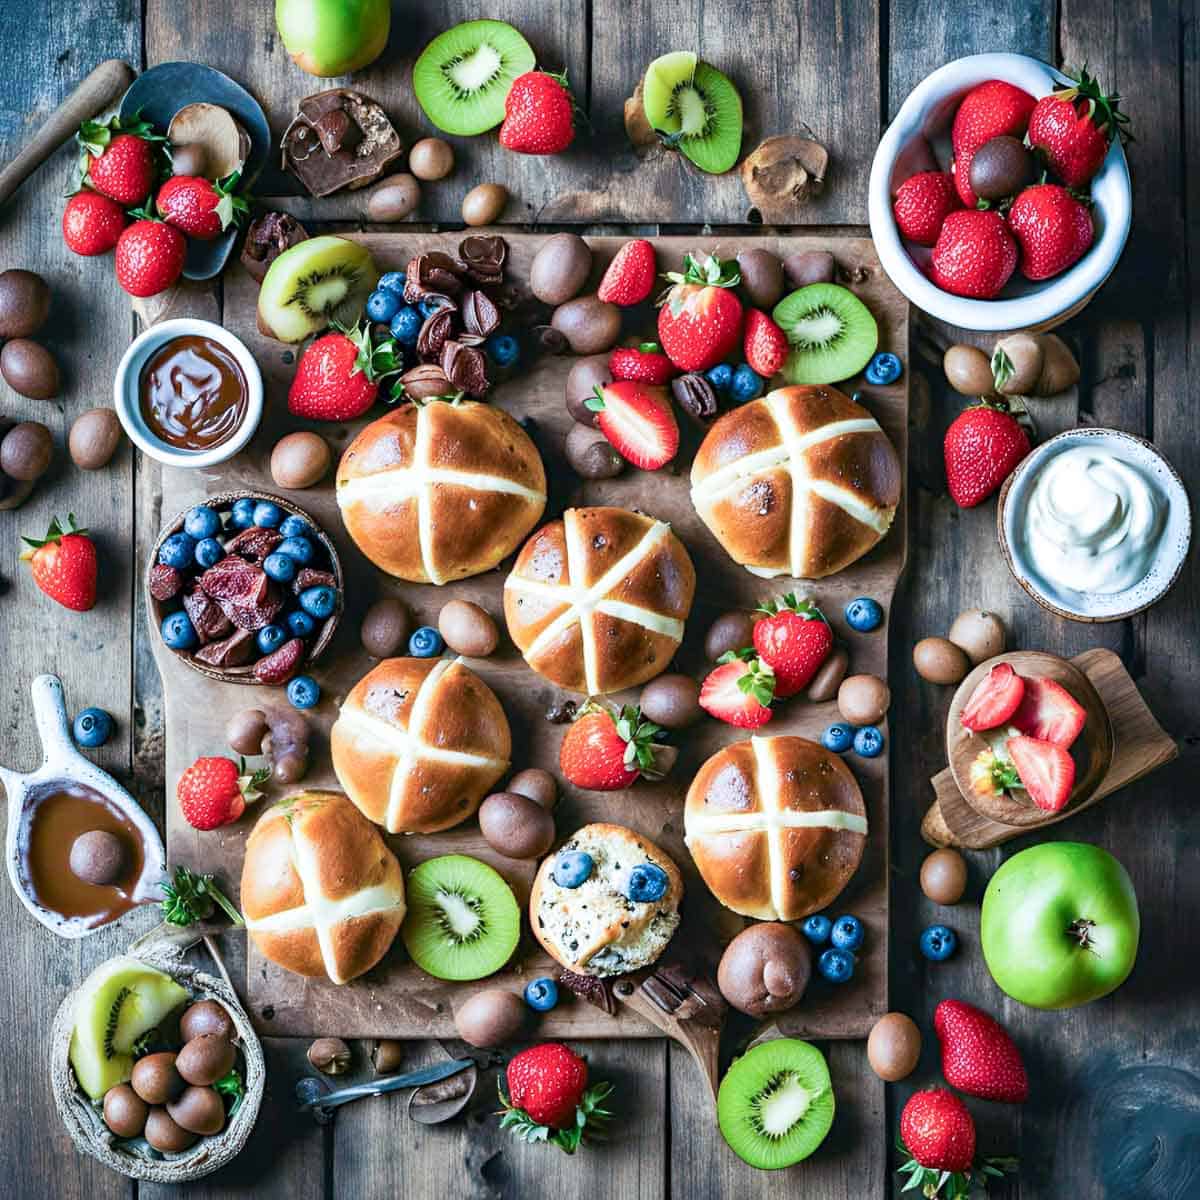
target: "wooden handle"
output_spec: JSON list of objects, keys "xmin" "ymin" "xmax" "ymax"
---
[{"xmin": 0, "ymin": 58, "xmax": 134, "ymax": 208}]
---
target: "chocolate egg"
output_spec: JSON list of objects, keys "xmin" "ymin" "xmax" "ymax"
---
[
  {"xmin": 68, "ymin": 830, "xmax": 126, "ymax": 886},
  {"xmin": 969, "ymin": 135, "xmax": 1034, "ymax": 202},
  {"xmin": 438, "ymin": 599, "xmax": 499, "ymax": 657},
  {"xmin": 717, "ymin": 922, "xmax": 812, "ymax": 1017},
  {"xmin": 144, "ymin": 1106, "xmax": 199, "ymax": 1153},
  {"xmin": 867, "ymin": 1012, "xmax": 922, "ymax": 1082},
  {"xmin": 551, "ymin": 294, "xmax": 622, "ymax": 355},
  {"xmin": 103, "ymin": 1083, "xmax": 149, "ymax": 1138},
  {"xmin": 478, "ymin": 791, "xmax": 555, "ymax": 860},
  {"xmin": 226, "ymin": 708, "xmax": 268, "ymax": 756},
  {"xmin": 920, "ymin": 848, "xmax": 968, "ymax": 905},
  {"xmin": 175, "ymin": 1034, "xmax": 235, "ymax": 1087},
  {"xmin": 367, "ymin": 173, "xmax": 421, "ymax": 222},
  {"xmin": 408, "ymin": 137, "xmax": 454, "ymax": 181},
  {"xmin": 913, "ymin": 636, "xmax": 970, "ymax": 685},
  {"xmin": 783, "ymin": 250, "xmax": 836, "ymax": 288},
  {"xmin": 805, "ymin": 647, "xmax": 849, "ymax": 703},
  {"xmin": 454, "ymin": 988, "xmax": 528, "ymax": 1048},
  {"xmin": 461, "ymin": 183, "xmax": 508, "ymax": 226},
  {"xmin": 507, "ymin": 767, "xmax": 557, "ymax": 811},
  {"xmin": 565, "ymin": 354, "xmax": 611, "ymax": 425},
  {"xmin": 837, "ymin": 674, "xmax": 890, "ymax": 726},
  {"xmin": 565, "ymin": 423, "xmax": 623, "ymax": 479},
  {"xmin": 0, "ymin": 421, "xmax": 52, "ymax": 481},
  {"xmin": 131, "ymin": 1052, "xmax": 185, "ymax": 1105},
  {"xmin": 69, "ymin": 408, "xmax": 123, "ymax": 470},
  {"xmin": 736, "ymin": 248, "xmax": 785, "ymax": 308},
  {"xmin": 704, "ymin": 610, "xmax": 757, "ymax": 661},
  {"xmin": 0, "ymin": 269, "xmax": 50, "ymax": 339},
  {"xmin": 270, "ymin": 431, "xmax": 331, "ymax": 489},
  {"xmin": 943, "ymin": 345, "xmax": 994, "ymax": 396},
  {"xmin": 167, "ymin": 1085, "xmax": 226, "ymax": 1136},
  {"xmin": 947, "ymin": 608, "xmax": 1006, "ymax": 665},
  {"xmin": 360, "ymin": 596, "xmax": 411, "ymax": 658},
  {"xmin": 1, "ymin": 338, "xmax": 60, "ymax": 399},
  {"xmin": 179, "ymin": 999, "xmax": 236, "ymax": 1043},
  {"xmin": 530, "ymin": 232, "xmax": 593, "ymax": 305},
  {"xmin": 639, "ymin": 673, "xmax": 702, "ymax": 729}
]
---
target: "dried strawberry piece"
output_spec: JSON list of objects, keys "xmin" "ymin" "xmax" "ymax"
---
[
  {"xmin": 200, "ymin": 556, "xmax": 268, "ymax": 605},
  {"xmin": 194, "ymin": 628, "xmax": 256, "ymax": 668},
  {"xmin": 221, "ymin": 582, "xmax": 285, "ymax": 631},
  {"xmin": 253, "ymin": 637, "xmax": 305, "ymax": 685},
  {"xmin": 225, "ymin": 525, "xmax": 283, "ymax": 563},
  {"xmin": 149, "ymin": 563, "xmax": 183, "ymax": 601},
  {"xmin": 292, "ymin": 567, "xmax": 337, "ymax": 595},
  {"xmin": 182, "ymin": 589, "xmax": 234, "ymax": 643}
]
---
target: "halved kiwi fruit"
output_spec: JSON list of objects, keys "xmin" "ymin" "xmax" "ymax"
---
[
  {"xmin": 413, "ymin": 20, "xmax": 536, "ymax": 136},
  {"xmin": 257, "ymin": 236, "xmax": 380, "ymax": 344},
  {"xmin": 717, "ymin": 1038, "xmax": 835, "ymax": 1170},
  {"xmin": 401, "ymin": 855, "xmax": 520, "ymax": 981},
  {"xmin": 772, "ymin": 283, "xmax": 879, "ymax": 386},
  {"xmin": 641, "ymin": 51, "xmax": 743, "ymax": 174}
]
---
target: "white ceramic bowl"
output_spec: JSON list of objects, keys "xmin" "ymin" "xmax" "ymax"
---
[
  {"xmin": 869, "ymin": 52, "xmax": 1132, "ymax": 331},
  {"xmin": 997, "ymin": 428, "xmax": 1191, "ymax": 622},
  {"xmin": 114, "ymin": 318, "xmax": 263, "ymax": 468}
]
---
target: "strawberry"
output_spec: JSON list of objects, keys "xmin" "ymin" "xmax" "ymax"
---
[
  {"xmin": 892, "ymin": 171, "xmax": 961, "ymax": 246},
  {"xmin": 585, "ymin": 380, "xmax": 679, "ymax": 470},
  {"xmin": 1006, "ymin": 184, "xmax": 1095, "ymax": 281},
  {"xmin": 950, "ymin": 79, "xmax": 1036, "ymax": 206},
  {"xmin": 20, "ymin": 514, "xmax": 98, "ymax": 612},
  {"xmin": 558, "ymin": 704, "xmax": 668, "ymax": 791},
  {"xmin": 288, "ymin": 322, "xmax": 403, "ymax": 421},
  {"xmin": 930, "ymin": 210, "xmax": 1018, "ymax": 300},
  {"xmin": 177, "ymin": 755, "xmax": 268, "ymax": 831},
  {"xmin": 598, "ymin": 238, "xmax": 656, "ymax": 306},
  {"xmin": 62, "ymin": 191, "xmax": 127, "ymax": 256},
  {"xmin": 742, "ymin": 308, "xmax": 788, "ymax": 378},
  {"xmin": 1006, "ymin": 734, "xmax": 1075, "ymax": 812},
  {"xmin": 897, "ymin": 1088, "xmax": 1014, "ymax": 1199},
  {"xmin": 499, "ymin": 70, "xmax": 576, "ymax": 155},
  {"xmin": 1010, "ymin": 675, "xmax": 1086, "ymax": 748},
  {"xmin": 1028, "ymin": 67, "xmax": 1129, "ymax": 188},
  {"xmin": 699, "ymin": 653, "xmax": 775, "ymax": 728},
  {"xmin": 498, "ymin": 1043, "xmax": 612, "ymax": 1153},
  {"xmin": 114, "ymin": 218, "xmax": 187, "ymax": 298},
  {"xmin": 657, "ymin": 251, "xmax": 744, "ymax": 372},
  {"xmin": 960, "ymin": 662, "xmax": 1026, "ymax": 732},
  {"xmin": 752, "ymin": 593, "xmax": 832, "ymax": 698},
  {"xmin": 609, "ymin": 342, "xmax": 677, "ymax": 385},
  {"xmin": 943, "ymin": 401, "xmax": 1030, "ymax": 508},
  {"xmin": 934, "ymin": 1000, "xmax": 1030, "ymax": 1104},
  {"xmin": 77, "ymin": 116, "xmax": 162, "ymax": 207},
  {"xmin": 156, "ymin": 172, "xmax": 248, "ymax": 240}
]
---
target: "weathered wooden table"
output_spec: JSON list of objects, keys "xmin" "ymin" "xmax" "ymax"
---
[{"xmin": 1, "ymin": 2, "xmax": 1196, "ymax": 1197}]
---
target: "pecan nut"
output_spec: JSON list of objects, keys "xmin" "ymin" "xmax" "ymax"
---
[
  {"xmin": 671, "ymin": 373, "xmax": 720, "ymax": 424},
  {"xmin": 399, "ymin": 363, "xmax": 455, "ymax": 401}
]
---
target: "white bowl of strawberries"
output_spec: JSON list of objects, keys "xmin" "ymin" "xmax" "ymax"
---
[{"xmin": 868, "ymin": 52, "xmax": 1131, "ymax": 331}]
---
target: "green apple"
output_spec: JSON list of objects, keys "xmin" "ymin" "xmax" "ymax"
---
[
  {"xmin": 981, "ymin": 841, "xmax": 1139, "ymax": 1010},
  {"xmin": 275, "ymin": 0, "xmax": 390, "ymax": 78}
]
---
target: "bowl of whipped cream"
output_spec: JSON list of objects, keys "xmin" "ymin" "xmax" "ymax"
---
[{"xmin": 998, "ymin": 428, "xmax": 1191, "ymax": 621}]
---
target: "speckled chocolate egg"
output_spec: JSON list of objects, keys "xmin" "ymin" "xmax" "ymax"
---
[
  {"xmin": 144, "ymin": 1106, "xmax": 199, "ymax": 1153},
  {"xmin": 530, "ymin": 232, "xmax": 592, "ymax": 305},
  {"xmin": 0, "ymin": 421, "xmax": 52, "ymax": 481},
  {"xmin": 438, "ymin": 599, "xmax": 499, "ymax": 657},
  {"xmin": 478, "ymin": 791, "xmax": 555, "ymax": 860},
  {"xmin": 551, "ymin": 294, "xmax": 622, "ymax": 355},
  {"xmin": 1, "ymin": 338, "xmax": 59, "ymax": 399},
  {"xmin": 179, "ymin": 999, "xmax": 235, "ymax": 1044},
  {"xmin": 270, "ymin": 431, "xmax": 331, "ymax": 489},
  {"xmin": 366, "ymin": 173, "xmax": 421, "ymax": 222},
  {"xmin": 947, "ymin": 608, "xmax": 1006, "ymax": 665},
  {"xmin": 461, "ymin": 183, "xmax": 508, "ymax": 226},
  {"xmin": 360, "ymin": 596, "xmax": 411, "ymax": 658},
  {"xmin": 640, "ymin": 673, "xmax": 702, "ymax": 729},
  {"xmin": 131, "ymin": 1052, "xmax": 185, "ymax": 1105},
  {"xmin": 805, "ymin": 646, "xmax": 849, "ymax": 702},
  {"xmin": 167, "ymin": 1085, "xmax": 227, "ymax": 1136},
  {"xmin": 920, "ymin": 848, "xmax": 968, "ymax": 905},
  {"xmin": 408, "ymin": 137, "xmax": 454, "ymax": 181},
  {"xmin": 175, "ymin": 1034, "xmax": 235, "ymax": 1087},
  {"xmin": 69, "ymin": 408, "xmax": 123, "ymax": 470},
  {"xmin": 837, "ymin": 674, "xmax": 890, "ymax": 726},
  {"xmin": 942, "ymin": 345, "xmax": 994, "ymax": 397},
  {"xmin": 705, "ymin": 610, "xmax": 757, "ymax": 661},
  {"xmin": 69, "ymin": 830, "xmax": 126, "ymax": 886},
  {"xmin": 717, "ymin": 922, "xmax": 812, "ymax": 1017},
  {"xmin": 565, "ymin": 354, "xmax": 611, "ymax": 425},
  {"xmin": 103, "ymin": 1084, "xmax": 149, "ymax": 1138},
  {"xmin": 913, "ymin": 636, "xmax": 970, "ymax": 685},
  {"xmin": 454, "ymin": 988, "xmax": 528, "ymax": 1048},
  {"xmin": 867, "ymin": 1012, "xmax": 922, "ymax": 1082},
  {"xmin": 507, "ymin": 767, "xmax": 557, "ymax": 811},
  {"xmin": 736, "ymin": 248, "xmax": 785, "ymax": 308},
  {"xmin": 0, "ymin": 269, "xmax": 50, "ymax": 339}
]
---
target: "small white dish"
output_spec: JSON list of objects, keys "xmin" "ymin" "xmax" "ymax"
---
[
  {"xmin": 868, "ymin": 52, "xmax": 1132, "ymax": 332},
  {"xmin": 113, "ymin": 317, "xmax": 263, "ymax": 469},
  {"xmin": 998, "ymin": 428, "xmax": 1191, "ymax": 622}
]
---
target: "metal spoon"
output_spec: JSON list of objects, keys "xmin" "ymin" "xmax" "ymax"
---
[{"xmin": 295, "ymin": 1059, "xmax": 475, "ymax": 1124}]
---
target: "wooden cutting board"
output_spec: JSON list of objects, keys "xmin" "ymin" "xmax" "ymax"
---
[{"xmin": 155, "ymin": 232, "xmax": 908, "ymax": 1040}]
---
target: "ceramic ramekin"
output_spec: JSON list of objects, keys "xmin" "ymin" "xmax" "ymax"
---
[
  {"xmin": 869, "ymin": 52, "xmax": 1132, "ymax": 332},
  {"xmin": 113, "ymin": 317, "xmax": 263, "ymax": 468}
]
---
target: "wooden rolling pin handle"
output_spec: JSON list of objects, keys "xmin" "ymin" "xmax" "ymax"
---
[{"xmin": 0, "ymin": 58, "xmax": 134, "ymax": 208}]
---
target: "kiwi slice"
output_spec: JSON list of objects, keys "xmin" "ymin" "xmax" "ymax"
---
[
  {"xmin": 717, "ymin": 1039, "xmax": 835, "ymax": 1170},
  {"xmin": 641, "ymin": 51, "xmax": 743, "ymax": 174},
  {"xmin": 402, "ymin": 855, "xmax": 520, "ymax": 981},
  {"xmin": 257, "ymin": 236, "xmax": 380, "ymax": 344},
  {"xmin": 772, "ymin": 283, "xmax": 879, "ymax": 386},
  {"xmin": 413, "ymin": 20, "xmax": 536, "ymax": 136}
]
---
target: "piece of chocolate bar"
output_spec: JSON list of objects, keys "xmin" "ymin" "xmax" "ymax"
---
[
  {"xmin": 282, "ymin": 89, "xmax": 403, "ymax": 197},
  {"xmin": 195, "ymin": 628, "xmax": 256, "ymax": 668}
]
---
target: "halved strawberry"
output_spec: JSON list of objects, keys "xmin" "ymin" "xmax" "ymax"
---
[
  {"xmin": 699, "ymin": 653, "xmax": 775, "ymax": 728},
  {"xmin": 960, "ymin": 662, "xmax": 1025, "ymax": 732},
  {"xmin": 585, "ymin": 381, "xmax": 679, "ymax": 470},
  {"xmin": 1006, "ymin": 735, "xmax": 1075, "ymax": 812},
  {"xmin": 1010, "ymin": 676, "xmax": 1086, "ymax": 749}
]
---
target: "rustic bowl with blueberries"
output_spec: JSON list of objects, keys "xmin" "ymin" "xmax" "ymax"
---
[{"xmin": 146, "ymin": 490, "xmax": 342, "ymax": 691}]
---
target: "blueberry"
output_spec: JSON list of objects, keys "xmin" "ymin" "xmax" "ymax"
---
[
  {"xmin": 730, "ymin": 364, "xmax": 765, "ymax": 402},
  {"xmin": 920, "ymin": 924, "xmax": 958, "ymax": 962},
  {"xmin": 830, "ymin": 914, "xmax": 864, "ymax": 953},
  {"xmin": 844, "ymin": 596, "xmax": 883, "ymax": 632},
  {"xmin": 418, "ymin": 298, "xmax": 445, "ymax": 320},
  {"xmin": 263, "ymin": 552, "xmax": 297, "ymax": 584},
  {"xmin": 183, "ymin": 504, "xmax": 221, "ymax": 540},
  {"xmin": 705, "ymin": 363, "xmax": 734, "ymax": 393},
  {"xmin": 158, "ymin": 532, "xmax": 196, "ymax": 569},
  {"xmin": 626, "ymin": 863, "xmax": 669, "ymax": 903},
  {"xmin": 378, "ymin": 270, "xmax": 407, "ymax": 295},
  {"xmin": 821, "ymin": 723, "xmax": 855, "ymax": 754},
  {"xmin": 73, "ymin": 707, "xmax": 113, "ymax": 748},
  {"xmin": 853, "ymin": 725, "xmax": 885, "ymax": 758},
  {"xmin": 818, "ymin": 947, "xmax": 855, "ymax": 984},
  {"xmin": 257, "ymin": 624, "xmax": 287, "ymax": 654},
  {"xmin": 161, "ymin": 610, "xmax": 198, "ymax": 650},
  {"xmin": 524, "ymin": 977, "xmax": 559, "ymax": 1012},
  {"xmin": 865, "ymin": 352, "xmax": 903, "ymax": 386},
  {"xmin": 552, "ymin": 850, "xmax": 594, "ymax": 889},
  {"xmin": 299, "ymin": 585, "xmax": 337, "ymax": 620},
  {"xmin": 194, "ymin": 536, "xmax": 224, "ymax": 568},
  {"xmin": 230, "ymin": 497, "xmax": 257, "ymax": 529},
  {"xmin": 485, "ymin": 333, "xmax": 520, "ymax": 367},
  {"xmin": 279, "ymin": 514, "xmax": 313, "ymax": 540},
  {"xmin": 390, "ymin": 305, "xmax": 422, "ymax": 346},
  {"xmin": 276, "ymin": 536, "xmax": 314, "ymax": 566},
  {"xmin": 253, "ymin": 500, "xmax": 284, "ymax": 529},
  {"xmin": 287, "ymin": 675, "xmax": 320, "ymax": 709},
  {"xmin": 366, "ymin": 289, "xmax": 401, "ymax": 324},
  {"xmin": 408, "ymin": 625, "xmax": 444, "ymax": 658},
  {"xmin": 286, "ymin": 610, "xmax": 316, "ymax": 637},
  {"xmin": 802, "ymin": 914, "xmax": 832, "ymax": 946}
]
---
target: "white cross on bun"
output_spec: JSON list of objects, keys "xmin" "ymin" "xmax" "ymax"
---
[
  {"xmin": 336, "ymin": 400, "xmax": 547, "ymax": 584},
  {"xmin": 690, "ymin": 385, "xmax": 901, "ymax": 579},
  {"xmin": 241, "ymin": 790, "xmax": 407, "ymax": 985},
  {"xmin": 504, "ymin": 507, "xmax": 696, "ymax": 696},
  {"xmin": 685, "ymin": 735, "xmax": 868, "ymax": 921},
  {"xmin": 331, "ymin": 656, "xmax": 511, "ymax": 834}
]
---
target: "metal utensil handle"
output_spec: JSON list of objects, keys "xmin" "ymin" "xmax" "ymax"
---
[{"xmin": 304, "ymin": 1058, "xmax": 475, "ymax": 1113}]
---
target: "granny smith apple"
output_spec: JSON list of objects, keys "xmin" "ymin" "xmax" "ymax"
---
[
  {"xmin": 276, "ymin": 0, "xmax": 390, "ymax": 78},
  {"xmin": 981, "ymin": 841, "xmax": 1139, "ymax": 1009}
]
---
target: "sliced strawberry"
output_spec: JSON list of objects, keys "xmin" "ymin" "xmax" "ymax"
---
[
  {"xmin": 1006, "ymin": 735, "xmax": 1075, "ymax": 812},
  {"xmin": 1010, "ymin": 676, "xmax": 1086, "ymax": 749},
  {"xmin": 699, "ymin": 655, "xmax": 775, "ymax": 728},
  {"xmin": 585, "ymin": 381, "xmax": 679, "ymax": 470},
  {"xmin": 960, "ymin": 662, "xmax": 1025, "ymax": 732}
]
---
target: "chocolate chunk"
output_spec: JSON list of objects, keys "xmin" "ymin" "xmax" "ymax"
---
[
  {"xmin": 671, "ymin": 373, "xmax": 720, "ymax": 424},
  {"xmin": 416, "ymin": 308, "xmax": 458, "ymax": 363},
  {"xmin": 398, "ymin": 363, "xmax": 455, "ymax": 401},
  {"xmin": 221, "ymin": 582, "xmax": 285, "ymax": 631},
  {"xmin": 459, "ymin": 290, "xmax": 500, "ymax": 343},
  {"xmin": 292, "ymin": 567, "xmax": 337, "ymax": 595},
  {"xmin": 312, "ymin": 108, "xmax": 361, "ymax": 157},
  {"xmin": 282, "ymin": 89, "xmax": 403, "ymax": 198},
  {"xmin": 194, "ymin": 628, "xmax": 256, "ymax": 668},
  {"xmin": 200, "ymin": 556, "xmax": 268, "ymax": 606},
  {"xmin": 441, "ymin": 341, "xmax": 489, "ymax": 397},
  {"xmin": 183, "ymin": 589, "xmax": 235, "ymax": 643},
  {"xmin": 403, "ymin": 252, "xmax": 464, "ymax": 303},
  {"xmin": 149, "ymin": 563, "xmax": 183, "ymax": 602},
  {"xmin": 241, "ymin": 212, "xmax": 309, "ymax": 285},
  {"xmin": 225, "ymin": 525, "xmax": 282, "ymax": 563},
  {"xmin": 457, "ymin": 235, "xmax": 507, "ymax": 284},
  {"xmin": 557, "ymin": 969, "xmax": 616, "ymax": 1016}
]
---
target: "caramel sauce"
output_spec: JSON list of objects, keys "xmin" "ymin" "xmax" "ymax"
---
[
  {"xmin": 20, "ymin": 784, "xmax": 147, "ymax": 928},
  {"xmin": 139, "ymin": 334, "xmax": 248, "ymax": 451}
]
